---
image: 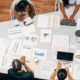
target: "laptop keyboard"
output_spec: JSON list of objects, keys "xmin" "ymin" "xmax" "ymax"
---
[{"xmin": 60, "ymin": 19, "xmax": 76, "ymax": 26}]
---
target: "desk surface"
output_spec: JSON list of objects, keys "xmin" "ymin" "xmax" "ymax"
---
[{"xmin": 0, "ymin": 9, "xmax": 80, "ymax": 79}]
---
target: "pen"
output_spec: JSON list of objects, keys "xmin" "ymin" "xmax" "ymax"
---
[{"xmin": 24, "ymin": 21, "xmax": 33, "ymax": 26}]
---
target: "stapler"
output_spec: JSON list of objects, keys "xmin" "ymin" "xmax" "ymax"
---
[{"xmin": 60, "ymin": 19, "xmax": 76, "ymax": 26}]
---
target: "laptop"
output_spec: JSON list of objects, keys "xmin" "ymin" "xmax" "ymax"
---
[
  {"xmin": 57, "ymin": 51, "xmax": 74, "ymax": 61},
  {"xmin": 60, "ymin": 19, "xmax": 76, "ymax": 26}
]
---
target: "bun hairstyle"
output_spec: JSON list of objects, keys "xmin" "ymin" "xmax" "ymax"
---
[
  {"xmin": 57, "ymin": 69, "xmax": 67, "ymax": 80},
  {"xmin": 12, "ymin": 59, "xmax": 22, "ymax": 72}
]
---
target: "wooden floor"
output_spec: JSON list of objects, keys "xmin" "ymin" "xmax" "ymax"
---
[
  {"xmin": 0, "ymin": 0, "xmax": 12, "ymax": 22},
  {"xmin": 0, "ymin": 0, "xmax": 55, "ymax": 21}
]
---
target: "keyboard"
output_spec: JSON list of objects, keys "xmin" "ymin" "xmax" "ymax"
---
[{"xmin": 60, "ymin": 19, "xmax": 76, "ymax": 26}]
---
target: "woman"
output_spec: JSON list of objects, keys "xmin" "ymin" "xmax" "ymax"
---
[{"xmin": 10, "ymin": 0, "xmax": 36, "ymax": 21}]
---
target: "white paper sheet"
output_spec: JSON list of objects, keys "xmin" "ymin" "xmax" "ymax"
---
[
  {"xmin": 8, "ymin": 27, "xmax": 25, "ymax": 39},
  {"xmin": 0, "ymin": 38, "xmax": 9, "ymax": 56},
  {"xmin": 23, "ymin": 24, "xmax": 36, "ymax": 34},
  {"xmin": 72, "ymin": 62, "xmax": 80, "ymax": 79},
  {"xmin": 40, "ymin": 29, "xmax": 52, "ymax": 43},
  {"xmin": 37, "ymin": 14, "xmax": 49, "ymax": 28},
  {"xmin": 8, "ymin": 24, "xmax": 36, "ymax": 39},
  {"xmin": 35, "ymin": 60, "xmax": 56, "ymax": 79},
  {"xmin": 2, "ymin": 55, "xmax": 17, "ymax": 69},
  {"xmin": 23, "ymin": 17, "xmax": 33, "ymax": 26},
  {"xmin": 77, "ymin": 18, "xmax": 80, "ymax": 27},
  {"xmin": 20, "ymin": 46, "xmax": 34, "ymax": 58},
  {"xmin": 74, "ymin": 50, "xmax": 80, "ymax": 62},
  {"xmin": 0, "ymin": 56, "xmax": 4, "ymax": 68},
  {"xmin": 7, "ymin": 39, "xmax": 22, "ymax": 57},
  {"xmin": 33, "ymin": 48, "xmax": 47, "ymax": 60},
  {"xmin": 49, "ymin": 15, "xmax": 60, "ymax": 28},
  {"xmin": 52, "ymin": 35, "xmax": 69, "ymax": 51}
]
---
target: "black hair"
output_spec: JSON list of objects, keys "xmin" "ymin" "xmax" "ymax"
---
[
  {"xmin": 62, "ymin": 0, "xmax": 69, "ymax": 7},
  {"xmin": 15, "ymin": 0, "xmax": 35, "ymax": 18},
  {"xmin": 12, "ymin": 59, "xmax": 22, "ymax": 72},
  {"xmin": 57, "ymin": 69, "xmax": 67, "ymax": 80},
  {"xmin": 15, "ymin": 0, "xmax": 29, "ymax": 12}
]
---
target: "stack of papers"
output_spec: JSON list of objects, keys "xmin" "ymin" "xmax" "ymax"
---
[
  {"xmin": 49, "ymin": 15, "xmax": 60, "ymax": 28},
  {"xmin": 37, "ymin": 14, "xmax": 49, "ymax": 28}
]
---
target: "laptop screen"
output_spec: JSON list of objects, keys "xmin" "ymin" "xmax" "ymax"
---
[{"xmin": 57, "ymin": 51, "xmax": 74, "ymax": 61}]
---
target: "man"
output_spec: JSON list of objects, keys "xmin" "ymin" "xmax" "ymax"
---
[
  {"xmin": 8, "ymin": 56, "xmax": 34, "ymax": 80},
  {"xmin": 50, "ymin": 63, "xmax": 73, "ymax": 80},
  {"xmin": 60, "ymin": 0, "xmax": 80, "ymax": 21},
  {"xmin": 10, "ymin": 0, "xmax": 35, "ymax": 21}
]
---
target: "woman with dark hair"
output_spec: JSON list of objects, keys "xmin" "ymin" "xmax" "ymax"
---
[
  {"xmin": 60, "ymin": 0, "xmax": 80, "ymax": 21},
  {"xmin": 8, "ymin": 56, "xmax": 34, "ymax": 80},
  {"xmin": 50, "ymin": 63, "xmax": 73, "ymax": 80},
  {"xmin": 10, "ymin": 0, "xmax": 36, "ymax": 21}
]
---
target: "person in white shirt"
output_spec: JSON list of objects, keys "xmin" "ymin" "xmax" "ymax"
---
[
  {"xmin": 60, "ymin": 0, "xmax": 80, "ymax": 21},
  {"xmin": 10, "ymin": 0, "xmax": 35, "ymax": 21}
]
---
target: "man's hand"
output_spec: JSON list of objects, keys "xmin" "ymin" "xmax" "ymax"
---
[
  {"xmin": 69, "ymin": 15, "xmax": 75, "ymax": 22},
  {"xmin": 56, "ymin": 63, "xmax": 62, "ymax": 70},
  {"xmin": 63, "ymin": 14, "xmax": 68, "ymax": 21},
  {"xmin": 20, "ymin": 56, "xmax": 26, "ymax": 65},
  {"xmin": 65, "ymin": 67, "xmax": 69, "ymax": 73}
]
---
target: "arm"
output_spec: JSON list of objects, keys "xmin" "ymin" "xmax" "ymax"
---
[
  {"xmin": 66, "ymin": 68, "xmax": 73, "ymax": 80},
  {"xmin": 20, "ymin": 56, "xmax": 33, "ymax": 72},
  {"xmin": 60, "ymin": 2, "xmax": 68, "ymax": 20},
  {"xmin": 69, "ymin": 4, "xmax": 80, "ymax": 21},
  {"xmin": 50, "ymin": 63, "xmax": 62, "ymax": 80}
]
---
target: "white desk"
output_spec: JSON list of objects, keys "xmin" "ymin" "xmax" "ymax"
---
[{"xmin": 0, "ymin": 9, "xmax": 80, "ymax": 80}]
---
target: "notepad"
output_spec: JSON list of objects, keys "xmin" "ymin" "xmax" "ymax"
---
[
  {"xmin": 37, "ymin": 14, "xmax": 49, "ymax": 28},
  {"xmin": 52, "ymin": 35, "xmax": 69, "ymax": 51}
]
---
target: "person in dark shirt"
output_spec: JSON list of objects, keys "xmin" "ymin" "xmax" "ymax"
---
[
  {"xmin": 8, "ymin": 56, "xmax": 34, "ymax": 80},
  {"xmin": 50, "ymin": 63, "xmax": 73, "ymax": 80}
]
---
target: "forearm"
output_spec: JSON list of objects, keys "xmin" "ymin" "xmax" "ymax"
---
[
  {"xmin": 23, "ymin": 63, "xmax": 33, "ymax": 72},
  {"xmin": 67, "ymin": 73, "xmax": 73, "ymax": 80},
  {"xmin": 60, "ymin": 3, "xmax": 67, "ymax": 16},
  {"xmin": 71, "ymin": 4, "xmax": 80, "ymax": 17},
  {"xmin": 50, "ymin": 69, "xmax": 58, "ymax": 80}
]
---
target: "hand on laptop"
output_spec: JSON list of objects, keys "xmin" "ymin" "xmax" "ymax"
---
[
  {"xmin": 65, "ymin": 67, "xmax": 69, "ymax": 73},
  {"xmin": 63, "ymin": 15, "xmax": 68, "ymax": 21},
  {"xmin": 76, "ymin": 55, "xmax": 80, "ymax": 59},
  {"xmin": 69, "ymin": 15, "xmax": 75, "ymax": 22}
]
